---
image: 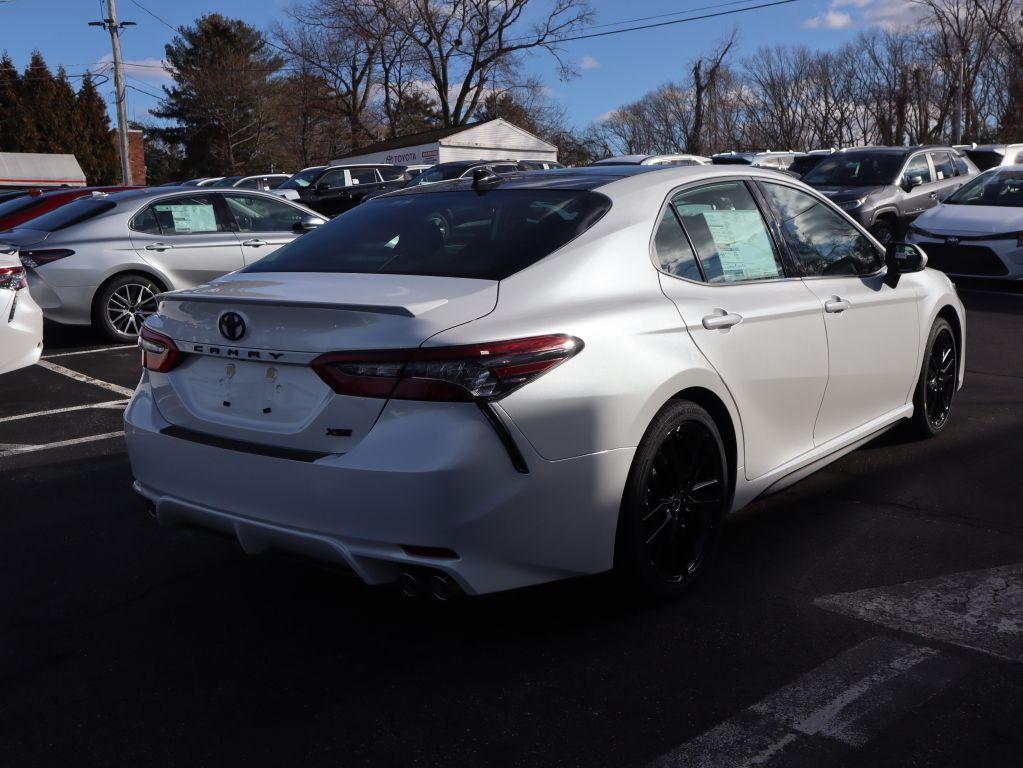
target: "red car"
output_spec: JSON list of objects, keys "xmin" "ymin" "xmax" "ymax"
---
[{"xmin": 0, "ymin": 186, "xmax": 141, "ymax": 231}]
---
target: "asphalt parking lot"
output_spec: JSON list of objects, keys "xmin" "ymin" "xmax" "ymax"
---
[{"xmin": 2, "ymin": 283, "xmax": 1022, "ymax": 768}]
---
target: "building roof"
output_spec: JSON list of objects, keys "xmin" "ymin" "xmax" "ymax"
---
[
  {"xmin": 332, "ymin": 118, "xmax": 556, "ymax": 161},
  {"xmin": 333, "ymin": 121, "xmax": 496, "ymax": 161},
  {"xmin": 0, "ymin": 152, "xmax": 86, "ymax": 187}
]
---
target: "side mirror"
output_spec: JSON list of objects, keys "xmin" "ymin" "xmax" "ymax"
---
[
  {"xmin": 884, "ymin": 242, "xmax": 928, "ymax": 286},
  {"xmin": 903, "ymin": 173, "xmax": 924, "ymax": 190},
  {"xmin": 294, "ymin": 215, "xmax": 324, "ymax": 233}
]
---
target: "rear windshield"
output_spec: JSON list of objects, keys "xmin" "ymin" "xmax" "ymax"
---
[
  {"xmin": 964, "ymin": 150, "xmax": 1006, "ymax": 172},
  {"xmin": 244, "ymin": 189, "xmax": 612, "ymax": 280},
  {"xmin": 17, "ymin": 198, "xmax": 115, "ymax": 231},
  {"xmin": 0, "ymin": 194, "xmax": 46, "ymax": 221}
]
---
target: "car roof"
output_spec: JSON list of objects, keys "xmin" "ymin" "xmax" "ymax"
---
[{"xmin": 92, "ymin": 186, "xmax": 306, "ymax": 204}]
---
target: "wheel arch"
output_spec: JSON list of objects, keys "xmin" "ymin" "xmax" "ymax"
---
[
  {"xmin": 91, "ymin": 267, "xmax": 170, "ymax": 314},
  {"xmin": 870, "ymin": 207, "xmax": 900, "ymax": 229}
]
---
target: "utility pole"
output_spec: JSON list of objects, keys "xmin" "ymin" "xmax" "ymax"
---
[
  {"xmin": 952, "ymin": 50, "xmax": 965, "ymax": 145},
  {"xmin": 89, "ymin": 0, "xmax": 136, "ymax": 185}
]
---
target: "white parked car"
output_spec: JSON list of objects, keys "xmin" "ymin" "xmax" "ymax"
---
[
  {"xmin": 907, "ymin": 166, "xmax": 1023, "ymax": 279},
  {"xmin": 0, "ymin": 245, "xmax": 43, "ymax": 375},
  {"xmin": 125, "ymin": 166, "xmax": 965, "ymax": 598}
]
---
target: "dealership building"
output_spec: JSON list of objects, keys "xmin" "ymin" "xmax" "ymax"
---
[{"xmin": 331, "ymin": 118, "xmax": 558, "ymax": 167}]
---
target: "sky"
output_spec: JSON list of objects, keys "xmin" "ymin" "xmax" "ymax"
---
[{"xmin": 0, "ymin": 0, "xmax": 922, "ymax": 129}]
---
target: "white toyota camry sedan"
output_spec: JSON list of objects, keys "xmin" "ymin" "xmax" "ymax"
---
[
  {"xmin": 0, "ymin": 245, "xmax": 43, "ymax": 375},
  {"xmin": 125, "ymin": 165, "xmax": 965, "ymax": 598}
]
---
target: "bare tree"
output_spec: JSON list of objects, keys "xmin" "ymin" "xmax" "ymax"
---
[
  {"xmin": 380, "ymin": 0, "xmax": 592, "ymax": 127},
  {"xmin": 687, "ymin": 30, "xmax": 736, "ymax": 155}
]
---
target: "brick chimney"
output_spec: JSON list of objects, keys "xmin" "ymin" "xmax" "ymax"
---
[{"xmin": 111, "ymin": 129, "xmax": 147, "ymax": 185}]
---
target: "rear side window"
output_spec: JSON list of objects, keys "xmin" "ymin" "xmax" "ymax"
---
[
  {"xmin": 929, "ymin": 151, "xmax": 955, "ymax": 181},
  {"xmin": 349, "ymin": 168, "xmax": 379, "ymax": 185},
  {"xmin": 131, "ymin": 206, "xmax": 161, "ymax": 234},
  {"xmin": 652, "ymin": 207, "xmax": 701, "ymax": 281},
  {"xmin": 952, "ymin": 155, "xmax": 969, "ymax": 176},
  {"xmin": 146, "ymin": 195, "xmax": 220, "ymax": 234},
  {"xmin": 244, "ymin": 189, "xmax": 612, "ymax": 280},
  {"xmin": 18, "ymin": 198, "xmax": 115, "ymax": 231},
  {"xmin": 671, "ymin": 182, "xmax": 784, "ymax": 283},
  {"xmin": 378, "ymin": 167, "xmax": 405, "ymax": 182}
]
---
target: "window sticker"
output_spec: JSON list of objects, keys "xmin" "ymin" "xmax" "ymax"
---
[
  {"xmin": 703, "ymin": 210, "xmax": 778, "ymax": 280},
  {"xmin": 155, "ymin": 203, "xmax": 216, "ymax": 233}
]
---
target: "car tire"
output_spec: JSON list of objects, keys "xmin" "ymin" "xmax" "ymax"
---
[
  {"xmin": 93, "ymin": 273, "xmax": 163, "ymax": 342},
  {"xmin": 869, "ymin": 219, "xmax": 896, "ymax": 247},
  {"xmin": 907, "ymin": 318, "xmax": 957, "ymax": 439},
  {"xmin": 615, "ymin": 400, "xmax": 729, "ymax": 599}
]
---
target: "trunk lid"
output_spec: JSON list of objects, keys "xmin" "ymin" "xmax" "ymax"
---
[{"xmin": 147, "ymin": 272, "xmax": 498, "ymax": 455}]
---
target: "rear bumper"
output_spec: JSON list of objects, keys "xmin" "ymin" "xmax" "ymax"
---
[
  {"xmin": 25, "ymin": 271, "xmax": 94, "ymax": 325},
  {"xmin": 0, "ymin": 288, "xmax": 43, "ymax": 375},
  {"xmin": 125, "ymin": 381, "xmax": 634, "ymax": 595}
]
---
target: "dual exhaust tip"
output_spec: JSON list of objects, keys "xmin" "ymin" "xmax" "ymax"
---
[{"xmin": 398, "ymin": 570, "xmax": 461, "ymax": 601}]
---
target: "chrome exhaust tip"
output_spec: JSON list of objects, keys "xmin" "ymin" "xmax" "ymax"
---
[{"xmin": 398, "ymin": 571, "xmax": 425, "ymax": 598}]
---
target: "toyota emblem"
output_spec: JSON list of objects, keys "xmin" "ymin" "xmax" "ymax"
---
[{"xmin": 218, "ymin": 312, "xmax": 246, "ymax": 341}]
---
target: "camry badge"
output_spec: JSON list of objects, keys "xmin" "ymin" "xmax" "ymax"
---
[
  {"xmin": 945, "ymin": 236, "xmax": 960, "ymax": 246},
  {"xmin": 218, "ymin": 311, "xmax": 246, "ymax": 341}
]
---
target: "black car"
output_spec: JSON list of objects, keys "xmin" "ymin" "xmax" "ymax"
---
[
  {"xmin": 801, "ymin": 146, "xmax": 979, "ymax": 245},
  {"xmin": 294, "ymin": 164, "xmax": 410, "ymax": 217},
  {"xmin": 402, "ymin": 160, "xmax": 532, "ymax": 188}
]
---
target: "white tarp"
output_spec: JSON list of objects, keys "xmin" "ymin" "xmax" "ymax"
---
[{"xmin": 0, "ymin": 152, "xmax": 86, "ymax": 187}]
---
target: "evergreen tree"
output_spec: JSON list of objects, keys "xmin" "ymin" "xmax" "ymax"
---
[
  {"xmin": 21, "ymin": 51, "xmax": 56, "ymax": 153},
  {"xmin": 0, "ymin": 52, "xmax": 41, "ymax": 152},
  {"xmin": 154, "ymin": 14, "xmax": 282, "ymax": 175},
  {"xmin": 50, "ymin": 67, "xmax": 79, "ymax": 155},
  {"xmin": 76, "ymin": 74, "xmax": 118, "ymax": 184}
]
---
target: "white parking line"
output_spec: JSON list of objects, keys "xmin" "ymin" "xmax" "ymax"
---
[
  {"xmin": 0, "ymin": 430, "xmax": 124, "ymax": 458},
  {"xmin": 36, "ymin": 360, "xmax": 135, "ymax": 398},
  {"xmin": 42, "ymin": 345, "xmax": 133, "ymax": 359},
  {"xmin": 649, "ymin": 636, "xmax": 965, "ymax": 768},
  {"xmin": 816, "ymin": 563, "xmax": 1023, "ymax": 662},
  {"xmin": 0, "ymin": 399, "xmax": 129, "ymax": 424}
]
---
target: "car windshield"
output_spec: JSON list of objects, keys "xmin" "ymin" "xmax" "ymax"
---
[
  {"xmin": 803, "ymin": 153, "xmax": 904, "ymax": 187},
  {"xmin": 278, "ymin": 168, "xmax": 324, "ymax": 190},
  {"xmin": 963, "ymin": 149, "xmax": 1006, "ymax": 171},
  {"xmin": 244, "ymin": 189, "xmax": 612, "ymax": 281},
  {"xmin": 945, "ymin": 170, "xmax": 1023, "ymax": 207},
  {"xmin": 16, "ymin": 198, "xmax": 116, "ymax": 231},
  {"xmin": 406, "ymin": 164, "xmax": 471, "ymax": 186}
]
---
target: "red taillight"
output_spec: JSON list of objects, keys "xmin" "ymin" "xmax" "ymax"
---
[
  {"xmin": 0, "ymin": 264, "xmax": 27, "ymax": 291},
  {"xmin": 139, "ymin": 325, "xmax": 184, "ymax": 373},
  {"xmin": 311, "ymin": 334, "xmax": 583, "ymax": 402},
  {"xmin": 19, "ymin": 249, "xmax": 74, "ymax": 268}
]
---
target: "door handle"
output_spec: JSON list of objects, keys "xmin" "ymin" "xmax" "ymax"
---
[
  {"xmin": 701, "ymin": 310, "xmax": 743, "ymax": 330},
  {"xmin": 928, "ymin": 192, "xmax": 937, "ymax": 200},
  {"xmin": 145, "ymin": 243, "xmax": 173, "ymax": 251},
  {"xmin": 242, "ymin": 239, "xmax": 269, "ymax": 248},
  {"xmin": 825, "ymin": 296, "xmax": 851, "ymax": 313}
]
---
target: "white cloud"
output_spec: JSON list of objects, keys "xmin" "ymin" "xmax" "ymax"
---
[
  {"xmin": 97, "ymin": 54, "xmax": 173, "ymax": 84},
  {"xmin": 863, "ymin": 0, "xmax": 922, "ymax": 28},
  {"xmin": 579, "ymin": 55, "xmax": 600, "ymax": 71},
  {"xmin": 830, "ymin": 0, "xmax": 870, "ymax": 8},
  {"xmin": 803, "ymin": 10, "xmax": 853, "ymax": 29}
]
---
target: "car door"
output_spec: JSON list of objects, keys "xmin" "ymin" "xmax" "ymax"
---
[
  {"xmin": 304, "ymin": 167, "xmax": 349, "ymax": 216},
  {"xmin": 219, "ymin": 193, "xmax": 318, "ymax": 266},
  {"xmin": 655, "ymin": 179, "xmax": 829, "ymax": 480},
  {"xmin": 758, "ymin": 181, "xmax": 920, "ymax": 445},
  {"xmin": 900, "ymin": 152, "xmax": 939, "ymax": 220},
  {"xmin": 129, "ymin": 193, "xmax": 245, "ymax": 288}
]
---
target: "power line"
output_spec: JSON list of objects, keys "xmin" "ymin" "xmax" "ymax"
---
[{"xmin": 114, "ymin": 0, "xmax": 800, "ymax": 75}]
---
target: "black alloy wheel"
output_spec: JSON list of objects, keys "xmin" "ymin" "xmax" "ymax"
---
[
  {"xmin": 870, "ymin": 219, "xmax": 896, "ymax": 247},
  {"xmin": 908, "ymin": 318, "xmax": 957, "ymax": 438},
  {"xmin": 617, "ymin": 401, "xmax": 728, "ymax": 597}
]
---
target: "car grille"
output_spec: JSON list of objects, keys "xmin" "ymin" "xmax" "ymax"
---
[{"xmin": 919, "ymin": 243, "xmax": 1009, "ymax": 276}]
